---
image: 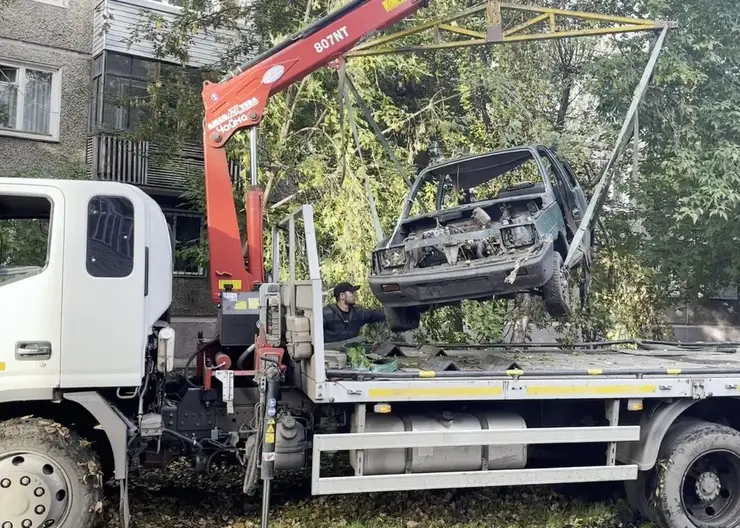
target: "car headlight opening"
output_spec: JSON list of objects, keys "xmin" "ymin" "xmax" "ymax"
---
[
  {"xmin": 380, "ymin": 247, "xmax": 406, "ymax": 268},
  {"xmin": 501, "ymin": 224, "xmax": 536, "ymax": 248}
]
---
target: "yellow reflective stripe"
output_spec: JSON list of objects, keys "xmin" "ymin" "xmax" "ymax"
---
[
  {"xmin": 0, "ymin": 362, "xmax": 4, "ymax": 372},
  {"xmin": 506, "ymin": 369, "xmax": 524, "ymax": 376},
  {"xmin": 368, "ymin": 387, "xmax": 504, "ymax": 398},
  {"xmin": 418, "ymin": 370, "xmax": 436, "ymax": 378},
  {"xmin": 666, "ymin": 368, "xmax": 681, "ymax": 375},
  {"xmin": 588, "ymin": 369, "xmax": 603, "ymax": 375},
  {"xmin": 527, "ymin": 384, "xmax": 657, "ymax": 396}
]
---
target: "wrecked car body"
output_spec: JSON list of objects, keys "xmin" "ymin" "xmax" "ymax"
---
[{"xmin": 369, "ymin": 145, "xmax": 594, "ymax": 331}]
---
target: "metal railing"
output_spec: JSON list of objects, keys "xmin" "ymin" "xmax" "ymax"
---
[{"xmin": 87, "ymin": 133, "xmax": 242, "ymax": 191}]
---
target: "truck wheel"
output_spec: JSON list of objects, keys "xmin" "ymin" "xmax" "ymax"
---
[
  {"xmin": 650, "ymin": 419, "xmax": 740, "ymax": 528},
  {"xmin": 543, "ymin": 251, "xmax": 571, "ymax": 318},
  {"xmin": 0, "ymin": 417, "xmax": 103, "ymax": 528},
  {"xmin": 384, "ymin": 306, "xmax": 421, "ymax": 332}
]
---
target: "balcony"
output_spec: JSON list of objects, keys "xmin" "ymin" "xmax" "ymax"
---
[{"xmin": 86, "ymin": 133, "xmax": 242, "ymax": 194}]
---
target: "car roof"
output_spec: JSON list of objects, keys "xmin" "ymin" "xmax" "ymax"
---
[{"xmin": 418, "ymin": 145, "xmax": 545, "ymax": 190}]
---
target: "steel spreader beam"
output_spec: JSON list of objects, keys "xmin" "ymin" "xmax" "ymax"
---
[
  {"xmin": 347, "ymin": 1, "xmax": 675, "ymax": 57},
  {"xmin": 563, "ymin": 26, "xmax": 669, "ymax": 268}
]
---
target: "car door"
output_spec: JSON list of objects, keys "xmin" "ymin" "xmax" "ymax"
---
[
  {"xmin": 552, "ymin": 150, "xmax": 589, "ymax": 224},
  {"xmin": 0, "ymin": 184, "xmax": 64, "ymax": 399},
  {"xmin": 537, "ymin": 148, "xmax": 579, "ymax": 236},
  {"xmin": 545, "ymin": 148, "xmax": 593, "ymax": 256}
]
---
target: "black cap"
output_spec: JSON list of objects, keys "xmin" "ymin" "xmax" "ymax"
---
[{"xmin": 334, "ymin": 282, "xmax": 360, "ymax": 299}]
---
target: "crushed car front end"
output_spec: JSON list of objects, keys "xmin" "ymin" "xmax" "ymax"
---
[{"xmin": 370, "ymin": 202, "xmax": 561, "ymax": 308}]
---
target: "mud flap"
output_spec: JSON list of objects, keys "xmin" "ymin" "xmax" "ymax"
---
[{"xmin": 119, "ymin": 476, "xmax": 130, "ymax": 528}]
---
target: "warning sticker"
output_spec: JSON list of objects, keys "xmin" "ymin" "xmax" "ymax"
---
[
  {"xmin": 382, "ymin": 0, "xmax": 404, "ymax": 12},
  {"xmin": 266, "ymin": 423, "xmax": 275, "ymax": 434},
  {"xmin": 218, "ymin": 279, "xmax": 242, "ymax": 291},
  {"xmin": 265, "ymin": 432, "xmax": 275, "ymax": 443}
]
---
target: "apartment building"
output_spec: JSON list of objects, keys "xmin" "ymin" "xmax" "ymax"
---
[
  {"xmin": 1, "ymin": 0, "xmax": 243, "ymax": 347},
  {"xmin": 0, "ymin": 0, "xmax": 92, "ymax": 175}
]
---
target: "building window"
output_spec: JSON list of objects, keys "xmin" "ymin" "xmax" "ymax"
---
[
  {"xmin": 87, "ymin": 196, "xmax": 135, "ymax": 278},
  {"xmin": 164, "ymin": 211, "xmax": 205, "ymax": 277},
  {"xmin": 0, "ymin": 61, "xmax": 61, "ymax": 141},
  {"xmin": 96, "ymin": 53, "xmax": 154, "ymax": 133},
  {"xmin": 91, "ymin": 52, "xmax": 203, "ymax": 135}
]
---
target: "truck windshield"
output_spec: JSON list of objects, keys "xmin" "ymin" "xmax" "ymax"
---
[
  {"xmin": 0, "ymin": 194, "xmax": 51, "ymax": 284},
  {"xmin": 407, "ymin": 150, "xmax": 545, "ymax": 218}
]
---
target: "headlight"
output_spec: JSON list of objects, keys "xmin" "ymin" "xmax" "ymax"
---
[
  {"xmin": 501, "ymin": 224, "xmax": 536, "ymax": 248},
  {"xmin": 379, "ymin": 247, "xmax": 407, "ymax": 268}
]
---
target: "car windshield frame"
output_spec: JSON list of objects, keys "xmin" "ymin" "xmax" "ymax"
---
[{"xmin": 399, "ymin": 147, "xmax": 551, "ymax": 222}]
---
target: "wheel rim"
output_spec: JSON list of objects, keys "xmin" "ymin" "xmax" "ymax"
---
[
  {"xmin": 0, "ymin": 451, "xmax": 72, "ymax": 527},
  {"xmin": 681, "ymin": 449, "xmax": 740, "ymax": 527}
]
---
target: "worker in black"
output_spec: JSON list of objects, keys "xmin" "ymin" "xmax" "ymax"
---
[{"xmin": 323, "ymin": 282, "xmax": 386, "ymax": 345}]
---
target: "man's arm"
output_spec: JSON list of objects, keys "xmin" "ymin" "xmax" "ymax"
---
[{"xmin": 357, "ymin": 306, "xmax": 386, "ymax": 325}]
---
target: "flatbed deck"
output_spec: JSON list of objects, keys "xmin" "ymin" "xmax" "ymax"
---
[{"xmin": 318, "ymin": 340, "xmax": 740, "ymax": 403}]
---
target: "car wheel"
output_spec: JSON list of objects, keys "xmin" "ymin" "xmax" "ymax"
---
[
  {"xmin": 543, "ymin": 251, "xmax": 571, "ymax": 318},
  {"xmin": 650, "ymin": 419, "xmax": 740, "ymax": 528},
  {"xmin": 384, "ymin": 306, "xmax": 421, "ymax": 332},
  {"xmin": 0, "ymin": 417, "xmax": 103, "ymax": 528}
]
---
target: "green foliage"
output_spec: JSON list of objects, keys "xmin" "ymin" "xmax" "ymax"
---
[
  {"xmin": 588, "ymin": 0, "xmax": 740, "ymax": 299},
  {"xmin": 0, "ymin": 218, "xmax": 48, "ymax": 270}
]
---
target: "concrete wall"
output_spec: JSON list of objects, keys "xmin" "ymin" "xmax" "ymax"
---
[
  {"xmin": 172, "ymin": 276, "xmax": 217, "ymax": 317},
  {"xmin": 0, "ymin": 0, "xmax": 92, "ymax": 175}
]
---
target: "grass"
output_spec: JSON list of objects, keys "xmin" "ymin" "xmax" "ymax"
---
[{"xmin": 101, "ymin": 460, "xmax": 653, "ymax": 528}]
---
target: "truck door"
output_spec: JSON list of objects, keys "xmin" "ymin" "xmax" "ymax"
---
[{"xmin": 0, "ymin": 185, "xmax": 64, "ymax": 397}]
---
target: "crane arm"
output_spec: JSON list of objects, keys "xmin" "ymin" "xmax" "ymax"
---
[{"xmin": 201, "ymin": 0, "xmax": 429, "ymax": 301}]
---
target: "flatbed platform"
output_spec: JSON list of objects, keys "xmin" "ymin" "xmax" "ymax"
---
[{"xmin": 317, "ymin": 340, "xmax": 740, "ymax": 403}]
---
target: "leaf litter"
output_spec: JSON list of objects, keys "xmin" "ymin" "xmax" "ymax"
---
[{"xmin": 100, "ymin": 458, "xmax": 654, "ymax": 528}]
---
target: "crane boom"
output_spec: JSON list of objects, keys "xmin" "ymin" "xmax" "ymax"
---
[{"xmin": 201, "ymin": 0, "xmax": 429, "ymax": 301}]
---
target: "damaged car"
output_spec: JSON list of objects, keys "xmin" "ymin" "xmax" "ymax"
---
[{"xmin": 369, "ymin": 145, "xmax": 595, "ymax": 332}]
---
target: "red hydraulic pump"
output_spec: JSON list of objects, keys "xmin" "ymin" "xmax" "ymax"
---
[{"xmin": 200, "ymin": 0, "xmax": 429, "ymax": 302}]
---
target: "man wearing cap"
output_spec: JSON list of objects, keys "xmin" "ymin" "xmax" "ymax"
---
[{"xmin": 323, "ymin": 282, "xmax": 386, "ymax": 345}]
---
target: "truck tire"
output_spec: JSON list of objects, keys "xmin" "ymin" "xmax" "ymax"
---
[
  {"xmin": 624, "ymin": 469, "xmax": 657, "ymax": 522},
  {"xmin": 543, "ymin": 251, "xmax": 571, "ymax": 318},
  {"xmin": 0, "ymin": 416, "xmax": 103, "ymax": 528},
  {"xmin": 384, "ymin": 306, "xmax": 421, "ymax": 332},
  {"xmin": 650, "ymin": 419, "xmax": 740, "ymax": 528}
]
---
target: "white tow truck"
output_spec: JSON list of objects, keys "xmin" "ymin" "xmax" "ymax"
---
[
  {"xmin": 1, "ymin": 3, "xmax": 734, "ymax": 528},
  {"xmin": 3, "ymin": 177, "xmax": 740, "ymax": 528}
]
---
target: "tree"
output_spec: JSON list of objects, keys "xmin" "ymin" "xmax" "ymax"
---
[{"xmin": 589, "ymin": 0, "xmax": 740, "ymax": 301}]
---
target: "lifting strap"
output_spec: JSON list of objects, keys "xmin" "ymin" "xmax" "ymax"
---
[
  {"xmin": 344, "ymin": 71, "xmax": 413, "ymax": 189},
  {"xmin": 337, "ymin": 64, "xmax": 384, "ymax": 241}
]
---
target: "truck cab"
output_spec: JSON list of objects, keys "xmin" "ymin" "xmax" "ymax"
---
[{"xmin": 0, "ymin": 178, "xmax": 173, "ymax": 398}]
